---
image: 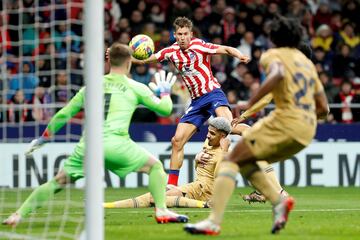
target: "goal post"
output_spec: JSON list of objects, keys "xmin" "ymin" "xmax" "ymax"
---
[
  {"xmin": 84, "ymin": 0, "xmax": 104, "ymax": 239},
  {"xmin": 0, "ymin": 0, "xmax": 104, "ymax": 239}
]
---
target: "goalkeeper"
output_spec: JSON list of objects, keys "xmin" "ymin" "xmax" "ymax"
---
[
  {"xmin": 3, "ymin": 43, "xmax": 188, "ymax": 226},
  {"xmin": 103, "ymin": 117, "xmax": 231, "ymax": 209}
]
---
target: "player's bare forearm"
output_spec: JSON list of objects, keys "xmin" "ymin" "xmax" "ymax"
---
[
  {"xmin": 240, "ymin": 94, "xmax": 273, "ymax": 119},
  {"xmin": 316, "ymin": 107, "xmax": 330, "ymax": 119},
  {"xmin": 247, "ymin": 79, "xmax": 276, "ymax": 108},
  {"xmin": 216, "ymin": 46, "xmax": 250, "ymax": 63},
  {"xmin": 315, "ymin": 92, "xmax": 330, "ymax": 119},
  {"xmin": 220, "ymin": 138, "xmax": 230, "ymax": 152},
  {"xmin": 248, "ymin": 62, "xmax": 284, "ymax": 108},
  {"xmin": 131, "ymin": 54, "xmax": 157, "ymax": 65}
]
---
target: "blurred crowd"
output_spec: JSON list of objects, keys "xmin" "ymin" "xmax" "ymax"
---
[{"xmin": 0, "ymin": 0, "xmax": 359, "ymax": 124}]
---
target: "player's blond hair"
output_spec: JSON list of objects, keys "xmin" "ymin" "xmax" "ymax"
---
[
  {"xmin": 109, "ymin": 43, "xmax": 133, "ymax": 67},
  {"xmin": 173, "ymin": 17, "xmax": 193, "ymax": 31}
]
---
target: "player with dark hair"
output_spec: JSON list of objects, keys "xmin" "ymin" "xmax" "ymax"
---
[
  {"xmin": 132, "ymin": 16, "xmax": 250, "ymax": 188},
  {"xmin": 184, "ymin": 16, "xmax": 329, "ymax": 235},
  {"xmin": 237, "ymin": 41, "xmax": 314, "ymax": 203},
  {"xmin": 3, "ymin": 43, "xmax": 188, "ymax": 226}
]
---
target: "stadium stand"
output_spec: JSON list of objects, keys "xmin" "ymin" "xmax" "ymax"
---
[{"xmin": 1, "ymin": 0, "xmax": 359, "ymax": 128}]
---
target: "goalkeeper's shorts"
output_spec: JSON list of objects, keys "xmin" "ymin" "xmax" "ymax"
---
[{"xmin": 63, "ymin": 136, "xmax": 151, "ymax": 181}]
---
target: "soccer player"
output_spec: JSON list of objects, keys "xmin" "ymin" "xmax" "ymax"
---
[
  {"xmin": 235, "ymin": 42, "xmax": 314, "ymax": 203},
  {"xmin": 2, "ymin": 43, "xmax": 188, "ymax": 226},
  {"xmin": 184, "ymin": 16, "xmax": 329, "ymax": 235},
  {"xmin": 132, "ymin": 16, "xmax": 250, "ymax": 187},
  {"xmin": 103, "ymin": 117, "xmax": 231, "ymax": 209}
]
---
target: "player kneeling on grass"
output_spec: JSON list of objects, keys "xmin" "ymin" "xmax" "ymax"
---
[
  {"xmin": 3, "ymin": 43, "xmax": 188, "ymax": 227},
  {"xmin": 104, "ymin": 117, "xmax": 231, "ymax": 209}
]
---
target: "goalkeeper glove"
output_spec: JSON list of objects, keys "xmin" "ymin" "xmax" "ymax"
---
[
  {"xmin": 25, "ymin": 137, "xmax": 48, "ymax": 156},
  {"xmin": 148, "ymin": 70, "xmax": 177, "ymax": 97}
]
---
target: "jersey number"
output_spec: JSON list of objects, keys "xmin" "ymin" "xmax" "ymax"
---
[
  {"xmin": 293, "ymin": 73, "xmax": 314, "ymax": 110},
  {"xmin": 104, "ymin": 93, "xmax": 112, "ymax": 120}
]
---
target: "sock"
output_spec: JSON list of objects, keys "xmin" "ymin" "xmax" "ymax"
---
[
  {"xmin": 17, "ymin": 179, "xmax": 62, "ymax": 218},
  {"xmin": 103, "ymin": 193, "xmax": 151, "ymax": 208},
  {"xmin": 258, "ymin": 161, "xmax": 283, "ymax": 192},
  {"xmin": 166, "ymin": 196, "xmax": 205, "ymax": 208},
  {"xmin": 167, "ymin": 170, "xmax": 179, "ymax": 186},
  {"xmin": 247, "ymin": 169, "xmax": 280, "ymax": 205},
  {"xmin": 148, "ymin": 162, "xmax": 167, "ymax": 209},
  {"xmin": 209, "ymin": 161, "xmax": 239, "ymax": 225}
]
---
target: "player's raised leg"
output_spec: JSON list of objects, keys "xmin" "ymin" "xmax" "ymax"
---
[
  {"xmin": 2, "ymin": 170, "xmax": 69, "ymax": 227},
  {"xmin": 168, "ymin": 123, "xmax": 197, "ymax": 186}
]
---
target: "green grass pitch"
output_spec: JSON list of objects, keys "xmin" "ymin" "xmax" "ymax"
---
[{"xmin": 1, "ymin": 187, "xmax": 359, "ymax": 239}]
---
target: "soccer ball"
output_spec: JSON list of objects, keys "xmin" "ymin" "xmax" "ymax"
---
[{"xmin": 129, "ymin": 34, "xmax": 155, "ymax": 60}]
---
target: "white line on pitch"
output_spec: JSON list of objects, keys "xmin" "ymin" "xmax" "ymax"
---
[
  {"xmin": 107, "ymin": 208, "xmax": 360, "ymax": 214},
  {"xmin": 1, "ymin": 208, "xmax": 360, "ymax": 216}
]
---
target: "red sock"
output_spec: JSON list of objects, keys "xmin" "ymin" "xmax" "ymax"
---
[
  {"xmin": 42, "ymin": 129, "xmax": 51, "ymax": 139},
  {"xmin": 168, "ymin": 170, "xmax": 179, "ymax": 186}
]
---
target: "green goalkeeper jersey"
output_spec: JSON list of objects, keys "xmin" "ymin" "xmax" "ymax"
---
[{"xmin": 45, "ymin": 73, "xmax": 173, "ymax": 136}]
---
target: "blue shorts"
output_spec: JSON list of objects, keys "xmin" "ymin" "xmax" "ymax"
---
[{"xmin": 180, "ymin": 88, "xmax": 230, "ymax": 129}]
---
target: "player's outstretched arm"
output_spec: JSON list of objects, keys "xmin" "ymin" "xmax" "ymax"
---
[
  {"xmin": 26, "ymin": 88, "xmax": 85, "ymax": 155},
  {"xmin": 233, "ymin": 94, "xmax": 273, "ymax": 126},
  {"xmin": 312, "ymin": 70, "xmax": 329, "ymax": 119},
  {"xmin": 247, "ymin": 62, "xmax": 284, "ymax": 109},
  {"xmin": 215, "ymin": 45, "xmax": 250, "ymax": 63},
  {"xmin": 315, "ymin": 91, "xmax": 329, "ymax": 119},
  {"xmin": 106, "ymin": 46, "xmax": 158, "ymax": 65},
  {"xmin": 131, "ymin": 54, "xmax": 158, "ymax": 65}
]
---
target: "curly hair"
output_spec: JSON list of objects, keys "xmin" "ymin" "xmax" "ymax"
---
[
  {"xmin": 270, "ymin": 15, "xmax": 302, "ymax": 48},
  {"xmin": 298, "ymin": 41, "xmax": 313, "ymax": 59}
]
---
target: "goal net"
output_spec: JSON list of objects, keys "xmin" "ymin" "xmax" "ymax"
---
[{"xmin": 0, "ymin": 1, "xmax": 86, "ymax": 239}]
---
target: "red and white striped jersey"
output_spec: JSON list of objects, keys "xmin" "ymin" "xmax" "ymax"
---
[{"xmin": 155, "ymin": 38, "xmax": 221, "ymax": 99}]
